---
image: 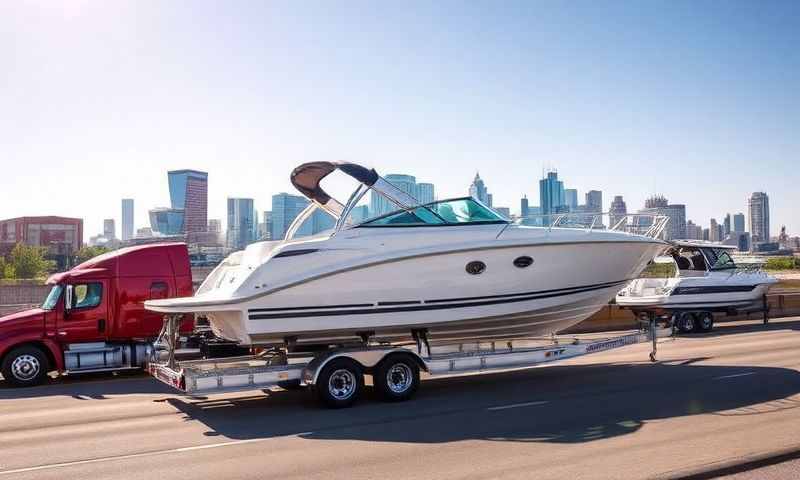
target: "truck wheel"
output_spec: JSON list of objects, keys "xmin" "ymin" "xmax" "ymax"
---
[
  {"xmin": 314, "ymin": 358, "xmax": 364, "ymax": 408},
  {"xmin": 374, "ymin": 354, "xmax": 420, "ymax": 402},
  {"xmin": 2, "ymin": 346, "xmax": 50, "ymax": 387},
  {"xmin": 676, "ymin": 313, "xmax": 696, "ymax": 334},
  {"xmin": 695, "ymin": 312, "xmax": 714, "ymax": 332}
]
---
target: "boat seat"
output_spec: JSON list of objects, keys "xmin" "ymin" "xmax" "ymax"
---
[
  {"xmin": 675, "ymin": 256, "xmax": 691, "ymax": 270},
  {"xmin": 690, "ymin": 254, "xmax": 706, "ymax": 271}
]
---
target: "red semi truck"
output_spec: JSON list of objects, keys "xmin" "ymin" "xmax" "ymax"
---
[{"xmin": 0, "ymin": 243, "xmax": 194, "ymax": 387}]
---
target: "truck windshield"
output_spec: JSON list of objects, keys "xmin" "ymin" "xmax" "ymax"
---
[{"xmin": 42, "ymin": 285, "xmax": 63, "ymax": 311}]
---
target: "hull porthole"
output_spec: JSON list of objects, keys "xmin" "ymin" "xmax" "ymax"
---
[
  {"xmin": 466, "ymin": 261, "xmax": 486, "ymax": 275},
  {"xmin": 513, "ymin": 256, "xmax": 534, "ymax": 268}
]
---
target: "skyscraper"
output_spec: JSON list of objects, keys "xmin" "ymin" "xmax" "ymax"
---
[
  {"xmin": 748, "ymin": 192, "xmax": 770, "ymax": 243},
  {"xmin": 585, "ymin": 190, "xmax": 603, "ymax": 213},
  {"xmin": 638, "ymin": 195, "xmax": 686, "ymax": 241},
  {"xmin": 271, "ymin": 193, "xmax": 310, "ymax": 240},
  {"xmin": 709, "ymin": 218, "xmax": 720, "ymax": 242},
  {"xmin": 103, "ymin": 219, "xmax": 115, "ymax": 240},
  {"xmin": 469, "ymin": 172, "xmax": 492, "ymax": 207},
  {"xmin": 261, "ymin": 211, "xmax": 273, "ymax": 240},
  {"xmin": 733, "ymin": 213, "xmax": 745, "ymax": 233},
  {"xmin": 609, "ymin": 195, "xmax": 627, "ymax": 228},
  {"xmin": 539, "ymin": 171, "xmax": 565, "ymax": 217},
  {"xmin": 723, "ymin": 213, "xmax": 731, "ymax": 237},
  {"xmin": 686, "ymin": 220, "xmax": 703, "ymax": 240},
  {"xmin": 226, "ymin": 198, "xmax": 256, "ymax": 250},
  {"xmin": 371, "ymin": 174, "xmax": 419, "ymax": 217},
  {"xmin": 121, "ymin": 199, "xmax": 134, "ymax": 241},
  {"xmin": 416, "ymin": 183, "xmax": 435, "ymax": 204},
  {"xmin": 564, "ymin": 189, "xmax": 578, "ymax": 211},
  {"xmin": 167, "ymin": 170, "xmax": 208, "ymax": 235},
  {"xmin": 520, "ymin": 196, "xmax": 529, "ymax": 218}
]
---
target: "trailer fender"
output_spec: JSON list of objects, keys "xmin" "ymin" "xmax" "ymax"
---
[{"xmin": 302, "ymin": 348, "xmax": 426, "ymax": 386}]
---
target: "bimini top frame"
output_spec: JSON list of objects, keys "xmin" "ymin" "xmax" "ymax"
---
[{"xmin": 286, "ymin": 161, "xmax": 430, "ymax": 240}]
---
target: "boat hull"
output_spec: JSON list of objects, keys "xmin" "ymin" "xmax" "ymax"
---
[
  {"xmin": 616, "ymin": 282, "xmax": 774, "ymax": 311},
  {"xmin": 206, "ymin": 240, "xmax": 663, "ymax": 345}
]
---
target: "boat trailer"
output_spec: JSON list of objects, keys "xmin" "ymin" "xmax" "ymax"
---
[{"xmin": 149, "ymin": 314, "xmax": 672, "ymax": 408}]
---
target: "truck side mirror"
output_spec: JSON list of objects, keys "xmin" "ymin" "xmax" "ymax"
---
[{"xmin": 64, "ymin": 285, "xmax": 73, "ymax": 314}]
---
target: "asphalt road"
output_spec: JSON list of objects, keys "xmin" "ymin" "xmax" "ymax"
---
[{"xmin": 1, "ymin": 318, "xmax": 800, "ymax": 480}]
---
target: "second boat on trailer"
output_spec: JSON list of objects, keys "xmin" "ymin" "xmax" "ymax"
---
[{"xmin": 616, "ymin": 240, "xmax": 778, "ymax": 333}]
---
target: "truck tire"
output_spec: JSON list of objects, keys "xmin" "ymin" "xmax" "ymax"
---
[
  {"xmin": 1, "ymin": 345, "xmax": 50, "ymax": 387},
  {"xmin": 314, "ymin": 358, "xmax": 364, "ymax": 408},
  {"xmin": 373, "ymin": 354, "xmax": 420, "ymax": 402},
  {"xmin": 675, "ymin": 312, "xmax": 696, "ymax": 334},
  {"xmin": 695, "ymin": 312, "xmax": 714, "ymax": 332}
]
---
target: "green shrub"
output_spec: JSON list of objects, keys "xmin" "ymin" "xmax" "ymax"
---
[{"xmin": 764, "ymin": 257, "xmax": 796, "ymax": 270}]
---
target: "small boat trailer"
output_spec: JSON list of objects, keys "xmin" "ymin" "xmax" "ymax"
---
[{"xmin": 149, "ymin": 314, "xmax": 672, "ymax": 408}]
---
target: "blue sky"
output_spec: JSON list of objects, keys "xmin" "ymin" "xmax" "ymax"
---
[{"xmin": 1, "ymin": 1, "xmax": 798, "ymax": 239}]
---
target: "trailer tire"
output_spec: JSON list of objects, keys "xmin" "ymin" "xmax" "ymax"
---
[
  {"xmin": 314, "ymin": 358, "xmax": 364, "ymax": 408},
  {"xmin": 1, "ymin": 345, "xmax": 50, "ymax": 387},
  {"xmin": 374, "ymin": 354, "xmax": 420, "ymax": 402},
  {"xmin": 675, "ymin": 313, "xmax": 696, "ymax": 334},
  {"xmin": 695, "ymin": 312, "xmax": 714, "ymax": 332}
]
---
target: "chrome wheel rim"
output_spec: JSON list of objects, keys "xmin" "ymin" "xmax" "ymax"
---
[
  {"xmin": 700, "ymin": 316, "xmax": 712, "ymax": 328},
  {"xmin": 681, "ymin": 316, "xmax": 694, "ymax": 331},
  {"xmin": 11, "ymin": 354, "xmax": 40, "ymax": 381},
  {"xmin": 386, "ymin": 363, "xmax": 413, "ymax": 394},
  {"xmin": 328, "ymin": 369, "xmax": 356, "ymax": 400}
]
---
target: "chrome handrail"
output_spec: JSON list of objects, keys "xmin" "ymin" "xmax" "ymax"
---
[{"xmin": 513, "ymin": 213, "xmax": 670, "ymax": 239}]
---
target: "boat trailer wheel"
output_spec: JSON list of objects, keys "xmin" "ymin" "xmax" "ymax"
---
[
  {"xmin": 315, "ymin": 358, "xmax": 365, "ymax": 408},
  {"xmin": 374, "ymin": 354, "xmax": 421, "ymax": 402},
  {"xmin": 386, "ymin": 363, "xmax": 414, "ymax": 394},
  {"xmin": 328, "ymin": 369, "xmax": 357, "ymax": 400}
]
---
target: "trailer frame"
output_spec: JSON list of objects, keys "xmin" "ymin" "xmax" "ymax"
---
[{"xmin": 148, "ymin": 314, "xmax": 672, "ymax": 406}]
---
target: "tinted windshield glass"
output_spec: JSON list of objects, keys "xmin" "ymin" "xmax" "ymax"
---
[
  {"xmin": 42, "ymin": 285, "xmax": 63, "ymax": 311},
  {"xmin": 361, "ymin": 198, "xmax": 506, "ymax": 226},
  {"xmin": 709, "ymin": 249, "xmax": 736, "ymax": 270}
]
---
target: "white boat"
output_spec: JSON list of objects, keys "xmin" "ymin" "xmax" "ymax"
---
[
  {"xmin": 615, "ymin": 240, "xmax": 777, "ymax": 313},
  {"xmin": 146, "ymin": 161, "xmax": 668, "ymax": 347}
]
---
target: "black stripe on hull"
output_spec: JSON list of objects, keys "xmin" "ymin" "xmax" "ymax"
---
[
  {"xmin": 247, "ymin": 295, "xmax": 613, "ymax": 345},
  {"xmin": 672, "ymin": 285, "xmax": 757, "ymax": 295},
  {"xmin": 247, "ymin": 279, "xmax": 629, "ymax": 320}
]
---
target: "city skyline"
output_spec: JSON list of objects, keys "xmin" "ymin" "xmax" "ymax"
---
[{"xmin": 1, "ymin": 2, "xmax": 798, "ymax": 238}]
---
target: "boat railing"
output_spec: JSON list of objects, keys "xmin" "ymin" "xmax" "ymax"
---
[{"xmin": 513, "ymin": 213, "xmax": 670, "ymax": 239}]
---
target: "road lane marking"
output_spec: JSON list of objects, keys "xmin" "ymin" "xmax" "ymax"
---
[
  {"xmin": 0, "ymin": 434, "xmax": 311, "ymax": 476},
  {"xmin": 486, "ymin": 400, "xmax": 548, "ymax": 411},
  {"xmin": 713, "ymin": 372, "xmax": 756, "ymax": 380}
]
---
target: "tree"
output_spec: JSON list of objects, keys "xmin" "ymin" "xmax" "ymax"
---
[
  {"xmin": 7, "ymin": 243, "xmax": 55, "ymax": 279},
  {"xmin": 0, "ymin": 255, "xmax": 13, "ymax": 279},
  {"xmin": 74, "ymin": 245, "xmax": 111, "ymax": 265}
]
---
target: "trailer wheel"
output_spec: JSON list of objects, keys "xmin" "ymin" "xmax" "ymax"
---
[
  {"xmin": 675, "ymin": 313, "xmax": 696, "ymax": 334},
  {"xmin": 1, "ymin": 345, "xmax": 50, "ymax": 387},
  {"xmin": 695, "ymin": 312, "xmax": 714, "ymax": 332},
  {"xmin": 374, "ymin": 354, "xmax": 420, "ymax": 402},
  {"xmin": 314, "ymin": 358, "xmax": 364, "ymax": 408}
]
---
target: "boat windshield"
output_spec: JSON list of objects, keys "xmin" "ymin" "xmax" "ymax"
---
[
  {"xmin": 358, "ymin": 197, "xmax": 508, "ymax": 227},
  {"xmin": 705, "ymin": 248, "xmax": 737, "ymax": 270}
]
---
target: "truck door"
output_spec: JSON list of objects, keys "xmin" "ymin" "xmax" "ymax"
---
[{"xmin": 58, "ymin": 280, "xmax": 109, "ymax": 343}]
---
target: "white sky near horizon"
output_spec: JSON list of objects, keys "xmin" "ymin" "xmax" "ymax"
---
[{"xmin": 1, "ymin": 1, "xmax": 798, "ymax": 240}]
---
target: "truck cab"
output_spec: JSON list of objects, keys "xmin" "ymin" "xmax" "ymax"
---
[{"xmin": 0, "ymin": 243, "xmax": 193, "ymax": 387}]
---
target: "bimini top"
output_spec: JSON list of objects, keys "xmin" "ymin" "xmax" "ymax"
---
[{"xmin": 289, "ymin": 161, "xmax": 429, "ymax": 227}]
